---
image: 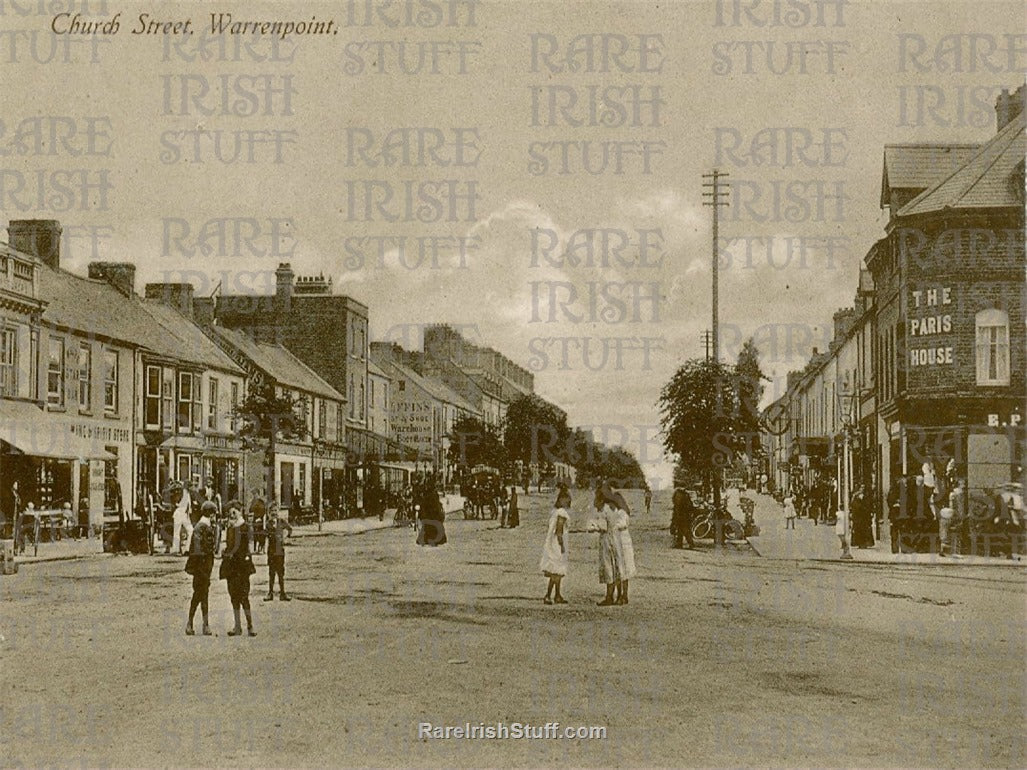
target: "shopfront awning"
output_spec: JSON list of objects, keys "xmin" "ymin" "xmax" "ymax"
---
[
  {"xmin": 160, "ymin": 435, "xmax": 206, "ymax": 452},
  {"xmin": 0, "ymin": 400, "xmax": 115, "ymax": 461}
]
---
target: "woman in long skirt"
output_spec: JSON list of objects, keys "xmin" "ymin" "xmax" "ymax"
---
[
  {"xmin": 416, "ymin": 476, "xmax": 447, "ymax": 546},
  {"xmin": 540, "ymin": 486, "xmax": 572, "ymax": 604},
  {"xmin": 597, "ymin": 481, "xmax": 636, "ymax": 604},
  {"xmin": 594, "ymin": 485, "xmax": 621, "ymax": 606},
  {"xmin": 612, "ymin": 504, "xmax": 636, "ymax": 604},
  {"xmin": 220, "ymin": 502, "xmax": 256, "ymax": 636}
]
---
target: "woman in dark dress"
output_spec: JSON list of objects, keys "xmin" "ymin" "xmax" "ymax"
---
[
  {"xmin": 220, "ymin": 501, "xmax": 257, "ymax": 636},
  {"xmin": 507, "ymin": 487, "xmax": 520, "ymax": 528},
  {"xmin": 416, "ymin": 476, "xmax": 447, "ymax": 546},
  {"xmin": 850, "ymin": 485, "xmax": 875, "ymax": 548}
]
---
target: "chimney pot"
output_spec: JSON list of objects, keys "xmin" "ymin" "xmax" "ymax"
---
[
  {"xmin": 8, "ymin": 219, "xmax": 62, "ymax": 270},
  {"xmin": 88, "ymin": 261, "xmax": 136, "ymax": 297},
  {"xmin": 145, "ymin": 282, "xmax": 195, "ymax": 319}
]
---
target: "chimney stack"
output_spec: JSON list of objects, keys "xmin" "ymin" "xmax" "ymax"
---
[
  {"xmin": 995, "ymin": 84, "xmax": 1025, "ymax": 132},
  {"xmin": 145, "ymin": 282, "xmax": 195, "ymax": 319},
  {"xmin": 88, "ymin": 262, "xmax": 137, "ymax": 297},
  {"xmin": 8, "ymin": 220, "xmax": 62, "ymax": 270},
  {"xmin": 275, "ymin": 263, "xmax": 294, "ymax": 300}
]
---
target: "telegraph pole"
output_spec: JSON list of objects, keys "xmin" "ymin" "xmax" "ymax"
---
[
  {"xmin": 700, "ymin": 330, "xmax": 713, "ymax": 362},
  {"xmin": 702, "ymin": 170, "xmax": 730, "ymax": 538},
  {"xmin": 702, "ymin": 170, "xmax": 729, "ymax": 363}
]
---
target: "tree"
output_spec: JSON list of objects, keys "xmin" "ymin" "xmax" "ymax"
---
[
  {"xmin": 735, "ymin": 336, "xmax": 768, "ymax": 431},
  {"xmin": 658, "ymin": 358, "xmax": 750, "ymax": 513},
  {"xmin": 734, "ymin": 337, "xmax": 769, "ymax": 483},
  {"xmin": 504, "ymin": 394, "xmax": 570, "ymax": 467},
  {"xmin": 568, "ymin": 429, "xmax": 646, "ymax": 489},
  {"xmin": 448, "ymin": 415, "xmax": 507, "ymax": 470},
  {"xmin": 235, "ymin": 379, "xmax": 307, "ymax": 503}
]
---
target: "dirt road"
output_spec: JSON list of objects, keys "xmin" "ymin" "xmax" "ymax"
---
[{"xmin": 2, "ymin": 490, "xmax": 1024, "ymax": 768}]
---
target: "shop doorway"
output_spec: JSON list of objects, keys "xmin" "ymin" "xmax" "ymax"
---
[{"xmin": 280, "ymin": 462, "xmax": 294, "ymax": 506}]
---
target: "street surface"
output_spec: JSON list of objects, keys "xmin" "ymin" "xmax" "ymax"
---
[{"xmin": 2, "ymin": 490, "xmax": 1025, "ymax": 768}]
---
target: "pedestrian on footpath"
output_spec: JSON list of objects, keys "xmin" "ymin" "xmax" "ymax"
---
[
  {"xmin": 671, "ymin": 488, "xmax": 695, "ymax": 548},
  {"xmin": 220, "ymin": 501, "xmax": 257, "ymax": 636},
  {"xmin": 644, "ymin": 487, "xmax": 652, "ymax": 515},
  {"xmin": 540, "ymin": 485, "xmax": 572, "ymax": 604},
  {"xmin": 850, "ymin": 486, "xmax": 874, "ymax": 547},
  {"xmin": 783, "ymin": 495, "xmax": 796, "ymax": 530},
  {"xmin": 185, "ymin": 502, "xmax": 217, "ymax": 636},
  {"xmin": 265, "ymin": 503, "xmax": 293, "ymax": 601},
  {"xmin": 507, "ymin": 486, "xmax": 520, "ymax": 528}
]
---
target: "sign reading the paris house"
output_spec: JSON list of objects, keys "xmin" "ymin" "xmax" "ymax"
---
[{"xmin": 908, "ymin": 285, "xmax": 954, "ymax": 368}]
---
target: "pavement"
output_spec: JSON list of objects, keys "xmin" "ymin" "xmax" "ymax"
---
[
  {"xmin": 7, "ymin": 496, "xmax": 469, "ymax": 564},
  {"xmin": 743, "ymin": 491, "xmax": 1026, "ymax": 566},
  {"xmin": 2, "ymin": 489, "xmax": 1025, "ymax": 768}
]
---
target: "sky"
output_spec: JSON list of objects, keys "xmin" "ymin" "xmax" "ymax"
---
[{"xmin": 2, "ymin": 0, "xmax": 1024, "ymax": 488}]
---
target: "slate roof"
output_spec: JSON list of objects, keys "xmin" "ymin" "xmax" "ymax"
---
[
  {"xmin": 367, "ymin": 359, "xmax": 390, "ymax": 379},
  {"xmin": 880, "ymin": 143, "xmax": 980, "ymax": 206},
  {"xmin": 209, "ymin": 325, "xmax": 343, "ymax": 401},
  {"xmin": 381, "ymin": 359, "xmax": 477, "ymax": 413},
  {"xmin": 897, "ymin": 110, "xmax": 1027, "ymax": 217},
  {"xmin": 37, "ymin": 264, "xmax": 242, "ymax": 374},
  {"xmin": 137, "ymin": 302, "xmax": 243, "ymax": 374}
]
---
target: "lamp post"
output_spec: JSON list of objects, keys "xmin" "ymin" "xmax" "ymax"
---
[{"xmin": 838, "ymin": 386, "xmax": 859, "ymax": 560}]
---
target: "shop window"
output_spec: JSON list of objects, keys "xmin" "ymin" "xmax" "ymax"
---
[
  {"xmin": 0, "ymin": 327, "xmax": 17, "ymax": 397},
  {"xmin": 207, "ymin": 377, "xmax": 219, "ymax": 431},
  {"xmin": 976, "ymin": 309, "xmax": 1010, "ymax": 386},
  {"xmin": 145, "ymin": 366, "xmax": 161, "ymax": 429},
  {"xmin": 103, "ymin": 349, "xmax": 118, "ymax": 414},
  {"xmin": 177, "ymin": 454, "xmax": 192, "ymax": 483},
  {"xmin": 47, "ymin": 336, "xmax": 65, "ymax": 407}
]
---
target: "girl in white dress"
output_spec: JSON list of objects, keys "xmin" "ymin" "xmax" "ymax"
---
[
  {"xmin": 540, "ymin": 486, "xmax": 572, "ymax": 604},
  {"xmin": 594, "ymin": 481, "xmax": 635, "ymax": 606},
  {"xmin": 613, "ymin": 505, "xmax": 636, "ymax": 604}
]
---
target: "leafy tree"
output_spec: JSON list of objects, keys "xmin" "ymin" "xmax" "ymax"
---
[
  {"xmin": 570, "ymin": 430, "xmax": 646, "ymax": 489},
  {"xmin": 658, "ymin": 358, "xmax": 749, "ymax": 512},
  {"xmin": 448, "ymin": 415, "xmax": 507, "ymax": 470},
  {"xmin": 235, "ymin": 379, "xmax": 307, "ymax": 503},
  {"xmin": 735, "ymin": 336, "xmax": 768, "ymax": 430},
  {"xmin": 504, "ymin": 394, "xmax": 570, "ymax": 467}
]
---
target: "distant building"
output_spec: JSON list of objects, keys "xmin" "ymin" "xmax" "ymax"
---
[{"xmin": 208, "ymin": 325, "xmax": 347, "ymax": 512}]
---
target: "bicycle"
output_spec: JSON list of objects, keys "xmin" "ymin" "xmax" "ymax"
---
[{"xmin": 691, "ymin": 503, "xmax": 745, "ymax": 542}]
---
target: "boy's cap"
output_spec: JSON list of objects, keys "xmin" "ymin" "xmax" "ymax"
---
[
  {"xmin": 226, "ymin": 499, "xmax": 243, "ymax": 512},
  {"xmin": 200, "ymin": 501, "xmax": 218, "ymax": 515}
]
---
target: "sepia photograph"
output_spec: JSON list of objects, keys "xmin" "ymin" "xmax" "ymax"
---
[{"xmin": 0, "ymin": 0, "xmax": 1024, "ymax": 767}]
